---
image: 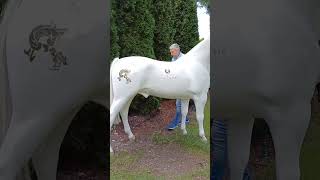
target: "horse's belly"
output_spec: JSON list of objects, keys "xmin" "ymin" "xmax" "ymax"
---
[
  {"xmin": 140, "ymin": 89, "xmax": 193, "ymax": 100},
  {"xmin": 141, "ymin": 78, "xmax": 194, "ymax": 99}
]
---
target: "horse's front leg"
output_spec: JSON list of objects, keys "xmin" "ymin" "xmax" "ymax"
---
[
  {"xmin": 228, "ymin": 116, "xmax": 254, "ymax": 180},
  {"xmin": 266, "ymin": 102, "xmax": 310, "ymax": 180},
  {"xmin": 180, "ymin": 99, "xmax": 190, "ymax": 135},
  {"xmin": 193, "ymin": 93, "xmax": 208, "ymax": 142}
]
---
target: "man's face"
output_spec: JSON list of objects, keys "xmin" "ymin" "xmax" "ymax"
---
[{"xmin": 170, "ymin": 48, "xmax": 180, "ymax": 58}]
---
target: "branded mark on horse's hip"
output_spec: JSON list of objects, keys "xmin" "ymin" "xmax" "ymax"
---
[
  {"xmin": 24, "ymin": 23, "xmax": 68, "ymax": 71},
  {"xmin": 118, "ymin": 69, "xmax": 132, "ymax": 84},
  {"xmin": 161, "ymin": 68, "xmax": 176, "ymax": 80}
]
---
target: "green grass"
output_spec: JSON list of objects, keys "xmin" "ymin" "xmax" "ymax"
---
[
  {"xmin": 110, "ymin": 98, "xmax": 211, "ymax": 179},
  {"xmin": 300, "ymin": 113, "xmax": 320, "ymax": 180},
  {"xmin": 110, "ymin": 151, "xmax": 165, "ymax": 180},
  {"xmin": 152, "ymin": 99, "xmax": 211, "ymax": 154}
]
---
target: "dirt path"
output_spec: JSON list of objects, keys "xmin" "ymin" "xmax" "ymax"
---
[{"xmin": 111, "ymin": 100, "xmax": 210, "ymax": 179}]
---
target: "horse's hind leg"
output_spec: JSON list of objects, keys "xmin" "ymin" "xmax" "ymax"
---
[
  {"xmin": 228, "ymin": 116, "xmax": 254, "ymax": 180},
  {"xmin": 0, "ymin": 111, "xmax": 67, "ymax": 180},
  {"xmin": 193, "ymin": 93, "xmax": 208, "ymax": 141},
  {"xmin": 180, "ymin": 99, "xmax": 190, "ymax": 135},
  {"xmin": 120, "ymin": 96, "xmax": 135, "ymax": 141},
  {"xmin": 110, "ymin": 97, "xmax": 131, "ymax": 153},
  {"xmin": 266, "ymin": 103, "xmax": 310, "ymax": 180},
  {"xmin": 32, "ymin": 108, "xmax": 79, "ymax": 180}
]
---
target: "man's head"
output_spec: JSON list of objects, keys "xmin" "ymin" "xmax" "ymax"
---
[{"xmin": 169, "ymin": 43, "xmax": 181, "ymax": 58}]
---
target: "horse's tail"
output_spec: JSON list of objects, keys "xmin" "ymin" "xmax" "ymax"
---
[
  {"xmin": 0, "ymin": 0, "xmax": 21, "ymax": 143},
  {"xmin": 110, "ymin": 57, "xmax": 121, "ymax": 125}
]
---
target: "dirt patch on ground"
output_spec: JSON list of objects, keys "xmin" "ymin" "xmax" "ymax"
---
[
  {"xmin": 111, "ymin": 100, "xmax": 208, "ymax": 179},
  {"xmin": 133, "ymin": 143, "xmax": 208, "ymax": 179}
]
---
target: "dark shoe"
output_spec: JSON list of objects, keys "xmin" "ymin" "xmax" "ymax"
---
[
  {"xmin": 167, "ymin": 112, "xmax": 181, "ymax": 130},
  {"xmin": 186, "ymin": 116, "xmax": 190, "ymax": 123}
]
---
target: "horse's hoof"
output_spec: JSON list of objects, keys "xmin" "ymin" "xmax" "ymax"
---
[
  {"xmin": 182, "ymin": 130, "xmax": 187, "ymax": 135},
  {"xmin": 129, "ymin": 135, "xmax": 136, "ymax": 141},
  {"xmin": 201, "ymin": 136, "xmax": 207, "ymax": 142}
]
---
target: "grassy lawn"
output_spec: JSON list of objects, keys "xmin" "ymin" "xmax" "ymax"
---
[
  {"xmin": 300, "ymin": 110, "xmax": 320, "ymax": 180},
  {"xmin": 152, "ymin": 98, "xmax": 210, "ymax": 154},
  {"xmin": 110, "ymin": 98, "xmax": 210, "ymax": 179},
  {"xmin": 110, "ymin": 151, "xmax": 164, "ymax": 180}
]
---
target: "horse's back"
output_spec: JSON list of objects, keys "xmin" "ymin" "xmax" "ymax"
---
[{"xmin": 213, "ymin": 0, "xmax": 320, "ymax": 118}]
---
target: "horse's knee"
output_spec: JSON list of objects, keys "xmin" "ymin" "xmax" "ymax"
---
[{"xmin": 196, "ymin": 114, "xmax": 204, "ymax": 121}]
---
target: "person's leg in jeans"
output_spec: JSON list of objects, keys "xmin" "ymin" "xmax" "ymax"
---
[
  {"xmin": 211, "ymin": 119, "xmax": 252, "ymax": 179},
  {"xmin": 212, "ymin": 119, "xmax": 228, "ymax": 179},
  {"xmin": 167, "ymin": 99, "xmax": 190, "ymax": 130}
]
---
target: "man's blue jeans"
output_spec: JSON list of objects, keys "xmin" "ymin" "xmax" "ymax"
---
[
  {"xmin": 212, "ymin": 119, "xmax": 228, "ymax": 179},
  {"xmin": 212, "ymin": 119, "xmax": 252, "ymax": 180},
  {"xmin": 176, "ymin": 99, "xmax": 182, "ymax": 112}
]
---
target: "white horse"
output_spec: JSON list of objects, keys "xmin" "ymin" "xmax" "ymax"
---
[
  {"xmin": 213, "ymin": 0, "xmax": 320, "ymax": 179},
  {"xmin": 0, "ymin": 0, "xmax": 109, "ymax": 179},
  {"xmin": 110, "ymin": 37, "xmax": 210, "ymax": 153}
]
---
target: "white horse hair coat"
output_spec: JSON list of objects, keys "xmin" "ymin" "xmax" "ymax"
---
[
  {"xmin": 110, "ymin": 37, "xmax": 210, "ymax": 153},
  {"xmin": 213, "ymin": 0, "xmax": 320, "ymax": 179}
]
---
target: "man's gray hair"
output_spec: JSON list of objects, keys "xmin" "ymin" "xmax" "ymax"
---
[{"xmin": 169, "ymin": 43, "xmax": 180, "ymax": 50}]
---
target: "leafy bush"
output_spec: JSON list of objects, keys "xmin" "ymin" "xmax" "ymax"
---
[{"xmin": 130, "ymin": 95, "xmax": 160, "ymax": 115}]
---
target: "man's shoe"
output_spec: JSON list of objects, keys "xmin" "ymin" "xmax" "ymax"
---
[
  {"xmin": 167, "ymin": 112, "xmax": 181, "ymax": 130},
  {"xmin": 186, "ymin": 116, "xmax": 190, "ymax": 123}
]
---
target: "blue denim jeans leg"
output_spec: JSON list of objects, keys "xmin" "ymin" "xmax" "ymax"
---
[
  {"xmin": 212, "ymin": 119, "xmax": 228, "ymax": 179},
  {"xmin": 211, "ymin": 119, "xmax": 252, "ymax": 180}
]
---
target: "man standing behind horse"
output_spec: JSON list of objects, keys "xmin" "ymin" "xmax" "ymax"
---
[{"xmin": 166, "ymin": 43, "xmax": 190, "ymax": 130}]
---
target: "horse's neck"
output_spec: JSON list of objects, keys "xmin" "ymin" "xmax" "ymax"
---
[{"xmin": 182, "ymin": 39, "xmax": 210, "ymax": 72}]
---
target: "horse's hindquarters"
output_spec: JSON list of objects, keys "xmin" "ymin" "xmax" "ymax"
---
[{"xmin": 6, "ymin": 0, "xmax": 108, "ymax": 108}]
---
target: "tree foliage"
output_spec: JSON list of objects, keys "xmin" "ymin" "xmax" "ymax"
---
[
  {"xmin": 110, "ymin": 0, "xmax": 120, "ymax": 60},
  {"xmin": 152, "ymin": 0, "xmax": 175, "ymax": 61},
  {"xmin": 197, "ymin": 0, "xmax": 210, "ymax": 13},
  {"xmin": 172, "ymin": 0, "xmax": 199, "ymax": 53},
  {"xmin": 112, "ymin": 0, "xmax": 200, "ymax": 115},
  {"xmin": 115, "ymin": 0, "xmax": 155, "ymax": 59}
]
